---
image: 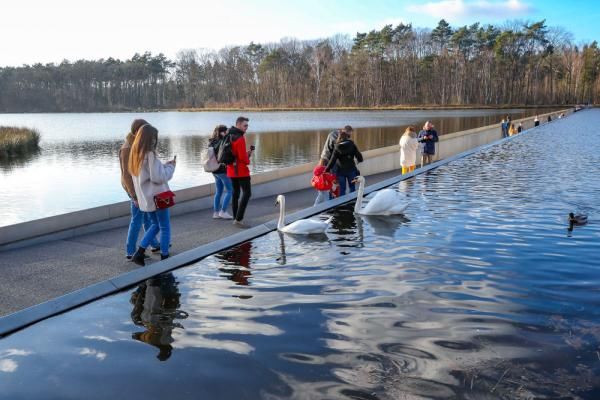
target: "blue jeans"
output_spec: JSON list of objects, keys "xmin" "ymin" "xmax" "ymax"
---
[
  {"xmin": 213, "ymin": 173, "xmax": 233, "ymax": 212},
  {"xmin": 140, "ymin": 208, "xmax": 171, "ymax": 256},
  {"xmin": 336, "ymin": 169, "xmax": 358, "ymax": 196},
  {"xmin": 126, "ymin": 200, "xmax": 159, "ymax": 256},
  {"xmin": 314, "ymin": 190, "xmax": 329, "ymax": 206}
]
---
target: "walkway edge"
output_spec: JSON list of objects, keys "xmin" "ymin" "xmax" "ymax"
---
[{"xmin": 0, "ymin": 120, "xmax": 557, "ymax": 338}]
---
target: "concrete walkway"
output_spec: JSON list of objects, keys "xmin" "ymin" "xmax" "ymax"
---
[{"xmin": 0, "ymin": 170, "xmax": 400, "ymax": 317}]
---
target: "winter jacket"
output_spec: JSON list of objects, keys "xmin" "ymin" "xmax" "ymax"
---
[
  {"xmin": 418, "ymin": 129, "xmax": 439, "ymax": 155},
  {"xmin": 320, "ymin": 129, "xmax": 340, "ymax": 161},
  {"xmin": 312, "ymin": 165, "xmax": 336, "ymax": 191},
  {"xmin": 399, "ymin": 134, "xmax": 419, "ymax": 167},
  {"xmin": 226, "ymin": 127, "xmax": 251, "ymax": 178},
  {"xmin": 208, "ymin": 137, "xmax": 226, "ymax": 174},
  {"xmin": 325, "ymin": 139, "xmax": 363, "ymax": 173},
  {"xmin": 132, "ymin": 151, "xmax": 176, "ymax": 212},
  {"xmin": 119, "ymin": 141, "xmax": 136, "ymax": 199}
]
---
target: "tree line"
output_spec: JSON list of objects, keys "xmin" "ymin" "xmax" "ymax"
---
[{"xmin": 1, "ymin": 19, "xmax": 599, "ymax": 112}]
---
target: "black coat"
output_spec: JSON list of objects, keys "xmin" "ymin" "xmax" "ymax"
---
[{"xmin": 326, "ymin": 139, "xmax": 363, "ymax": 173}]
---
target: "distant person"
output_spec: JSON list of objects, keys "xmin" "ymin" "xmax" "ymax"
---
[
  {"xmin": 311, "ymin": 159, "xmax": 337, "ymax": 206},
  {"xmin": 517, "ymin": 122, "xmax": 523, "ymax": 133},
  {"xmin": 547, "ymin": 115, "xmax": 552, "ymax": 123},
  {"xmin": 325, "ymin": 130, "xmax": 363, "ymax": 196},
  {"xmin": 120, "ymin": 119, "xmax": 160, "ymax": 260},
  {"xmin": 321, "ymin": 125, "xmax": 354, "ymax": 162},
  {"xmin": 399, "ymin": 126, "xmax": 418, "ymax": 174},
  {"xmin": 129, "ymin": 124, "xmax": 176, "ymax": 265},
  {"xmin": 534, "ymin": 116, "xmax": 540, "ymax": 127},
  {"xmin": 418, "ymin": 121, "xmax": 439, "ymax": 165},
  {"xmin": 227, "ymin": 116, "xmax": 254, "ymax": 227},
  {"xmin": 500, "ymin": 118, "xmax": 508, "ymax": 138},
  {"xmin": 508, "ymin": 123, "xmax": 517, "ymax": 136},
  {"xmin": 208, "ymin": 125, "xmax": 233, "ymax": 219},
  {"xmin": 558, "ymin": 113, "xmax": 565, "ymax": 119}
]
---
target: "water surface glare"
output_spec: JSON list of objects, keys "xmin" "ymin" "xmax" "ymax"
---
[
  {"xmin": 0, "ymin": 110, "xmax": 599, "ymax": 399},
  {"xmin": 0, "ymin": 108, "xmax": 553, "ymax": 226}
]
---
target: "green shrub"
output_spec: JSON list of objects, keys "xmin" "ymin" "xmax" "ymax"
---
[{"xmin": 0, "ymin": 126, "xmax": 41, "ymax": 158}]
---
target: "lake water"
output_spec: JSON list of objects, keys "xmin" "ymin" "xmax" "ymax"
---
[
  {"xmin": 0, "ymin": 108, "xmax": 552, "ymax": 226},
  {"xmin": 0, "ymin": 110, "xmax": 598, "ymax": 399}
]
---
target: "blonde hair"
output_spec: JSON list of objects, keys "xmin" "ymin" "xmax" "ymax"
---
[
  {"xmin": 403, "ymin": 126, "xmax": 416, "ymax": 138},
  {"xmin": 128, "ymin": 124, "xmax": 158, "ymax": 177},
  {"xmin": 508, "ymin": 123, "xmax": 517, "ymax": 135},
  {"xmin": 126, "ymin": 119, "xmax": 148, "ymax": 145}
]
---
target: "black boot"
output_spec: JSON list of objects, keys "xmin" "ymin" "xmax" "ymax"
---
[
  {"xmin": 160, "ymin": 254, "xmax": 169, "ymax": 261},
  {"xmin": 132, "ymin": 247, "xmax": 146, "ymax": 266}
]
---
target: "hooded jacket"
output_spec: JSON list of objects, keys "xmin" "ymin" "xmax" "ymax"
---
[
  {"xmin": 325, "ymin": 139, "xmax": 363, "ymax": 173},
  {"xmin": 226, "ymin": 127, "xmax": 251, "ymax": 178}
]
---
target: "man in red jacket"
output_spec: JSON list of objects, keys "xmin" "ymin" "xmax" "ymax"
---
[{"xmin": 226, "ymin": 116, "xmax": 254, "ymax": 227}]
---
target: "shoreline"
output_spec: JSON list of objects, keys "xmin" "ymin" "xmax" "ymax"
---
[{"xmin": 0, "ymin": 104, "xmax": 574, "ymax": 115}]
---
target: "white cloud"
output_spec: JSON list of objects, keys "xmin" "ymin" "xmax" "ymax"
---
[
  {"xmin": 79, "ymin": 348, "xmax": 107, "ymax": 361},
  {"xmin": 407, "ymin": 0, "xmax": 533, "ymax": 20},
  {"xmin": 0, "ymin": 359, "xmax": 18, "ymax": 373}
]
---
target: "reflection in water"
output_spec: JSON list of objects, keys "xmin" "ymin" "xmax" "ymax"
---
[
  {"xmin": 216, "ymin": 242, "xmax": 253, "ymax": 287},
  {"xmin": 130, "ymin": 273, "xmax": 188, "ymax": 361}
]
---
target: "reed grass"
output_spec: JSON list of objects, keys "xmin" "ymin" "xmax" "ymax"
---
[{"xmin": 0, "ymin": 126, "xmax": 41, "ymax": 158}]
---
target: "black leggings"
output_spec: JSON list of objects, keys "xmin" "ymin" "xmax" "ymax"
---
[{"xmin": 231, "ymin": 177, "xmax": 252, "ymax": 222}]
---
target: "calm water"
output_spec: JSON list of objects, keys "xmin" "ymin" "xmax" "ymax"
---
[
  {"xmin": 0, "ymin": 110, "xmax": 598, "ymax": 399},
  {"xmin": 0, "ymin": 108, "xmax": 552, "ymax": 226}
]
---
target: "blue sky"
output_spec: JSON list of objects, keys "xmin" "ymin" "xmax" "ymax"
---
[{"xmin": 1, "ymin": 0, "xmax": 598, "ymax": 67}]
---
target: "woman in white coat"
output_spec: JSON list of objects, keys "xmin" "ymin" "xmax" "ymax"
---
[
  {"xmin": 129, "ymin": 124, "xmax": 176, "ymax": 265},
  {"xmin": 399, "ymin": 126, "xmax": 419, "ymax": 174}
]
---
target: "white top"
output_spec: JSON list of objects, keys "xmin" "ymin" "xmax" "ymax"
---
[
  {"xmin": 399, "ymin": 135, "xmax": 419, "ymax": 167},
  {"xmin": 132, "ymin": 152, "xmax": 176, "ymax": 212}
]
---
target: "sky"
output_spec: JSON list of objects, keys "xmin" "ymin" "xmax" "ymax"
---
[{"xmin": 1, "ymin": 0, "xmax": 598, "ymax": 67}]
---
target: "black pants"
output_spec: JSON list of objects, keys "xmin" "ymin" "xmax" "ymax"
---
[{"xmin": 231, "ymin": 177, "xmax": 251, "ymax": 222}]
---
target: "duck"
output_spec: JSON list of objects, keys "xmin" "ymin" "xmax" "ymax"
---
[
  {"xmin": 569, "ymin": 212, "xmax": 588, "ymax": 225},
  {"xmin": 353, "ymin": 176, "xmax": 409, "ymax": 215},
  {"xmin": 276, "ymin": 194, "xmax": 331, "ymax": 234}
]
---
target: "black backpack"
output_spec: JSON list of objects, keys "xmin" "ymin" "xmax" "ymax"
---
[{"xmin": 217, "ymin": 133, "xmax": 235, "ymax": 165}]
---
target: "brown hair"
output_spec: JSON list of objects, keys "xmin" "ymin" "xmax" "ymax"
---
[
  {"xmin": 343, "ymin": 125, "xmax": 353, "ymax": 133},
  {"xmin": 126, "ymin": 119, "xmax": 148, "ymax": 145},
  {"xmin": 128, "ymin": 124, "xmax": 159, "ymax": 177},
  {"xmin": 211, "ymin": 124, "xmax": 228, "ymax": 141},
  {"xmin": 336, "ymin": 130, "xmax": 351, "ymax": 143},
  {"xmin": 403, "ymin": 126, "xmax": 416, "ymax": 137}
]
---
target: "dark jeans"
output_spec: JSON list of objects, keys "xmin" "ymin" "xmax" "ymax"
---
[
  {"xmin": 336, "ymin": 169, "xmax": 359, "ymax": 196},
  {"xmin": 231, "ymin": 177, "xmax": 251, "ymax": 222}
]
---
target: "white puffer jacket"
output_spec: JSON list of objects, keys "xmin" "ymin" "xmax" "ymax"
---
[
  {"xmin": 132, "ymin": 152, "xmax": 176, "ymax": 212},
  {"xmin": 399, "ymin": 135, "xmax": 419, "ymax": 167}
]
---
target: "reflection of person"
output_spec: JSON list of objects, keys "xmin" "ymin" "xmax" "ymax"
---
[
  {"xmin": 325, "ymin": 130, "xmax": 363, "ymax": 196},
  {"xmin": 227, "ymin": 117, "xmax": 254, "ymax": 228},
  {"xmin": 399, "ymin": 126, "xmax": 418, "ymax": 174},
  {"xmin": 129, "ymin": 124, "xmax": 176, "ymax": 265},
  {"xmin": 210, "ymin": 125, "xmax": 233, "ymax": 219},
  {"xmin": 120, "ymin": 119, "xmax": 159, "ymax": 259},
  {"xmin": 418, "ymin": 121, "xmax": 439, "ymax": 165},
  {"xmin": 130, "ymin": 273, "xmax": 187, "ymax": 361},
  {"xmin": 217, "ymin": 242, "xmax": 253, "ymax": 286}
]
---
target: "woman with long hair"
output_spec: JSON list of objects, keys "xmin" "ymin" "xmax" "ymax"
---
[
  {"xmin": 399, "ymin": 126, "xmax": 418, "ymax": 174},
  {"xmin": 120, "ymin": 119, "xmax": 160, "ymax": 259},
  {"xmin": 325, "ymin": 130, "xmax": 363, "ymax": 196},
  {"xmin": 129, "ymin": 124, "xmax": 176, "ymax": 266},
  {"xmin": 209, "ymin": 125, "xmax": 233, "ymax": 219}
]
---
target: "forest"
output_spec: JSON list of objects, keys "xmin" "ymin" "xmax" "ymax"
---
[{"xmin": 1, "ymin": 19, "xmax": 599, "ymax": 112}]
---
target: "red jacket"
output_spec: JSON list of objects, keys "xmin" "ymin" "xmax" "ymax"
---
[{"xmin": 226, "ymin": 130, "xmax": 251, "ymax": 178}]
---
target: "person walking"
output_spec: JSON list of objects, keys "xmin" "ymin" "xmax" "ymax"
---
[
  {"xmin": 534, "ymin": 116, "xmax": 540, "ymax": 127},
  {"xmin": 311, "ymin": 159, "xmax": 337, "ymax": 206},
  {"xmin": 508, "ymin": 123, "xmax": 518, "ymax": 136},
  {"xmin": 129, "ymin": 124, "xmax": 176, "ymax": 265},
  {"xmin": 208, "ymin": 125, "xmax": 233, "ymax": 219},
  {"xmin": 399, "ymin": 126, "xmax": 419, "ymax": 174},
  {"xmin": 227, "ymin": 116, "xmax": 254, "ymax": 227},
  {"xmin": 120, "ymin": 119, "xmax": 160, "ymax": 260},
  {"xmin": 418, "ymin": 121, "xmax": 439, "ymax": 165},
  {"xmin": 325, "ymin": 130, "xmax": 363, "ymax": 196}
]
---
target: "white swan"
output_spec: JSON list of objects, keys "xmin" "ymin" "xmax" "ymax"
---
[
  {"xmin": 354, "ymin": 176, "xmax": 409, "ymax": 215},
  {"xmin": 276, "ymin": 195, "xmax": 331, "ymax": 234}
]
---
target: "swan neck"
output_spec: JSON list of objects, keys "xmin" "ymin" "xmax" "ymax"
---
[
  {"xmin": 354, "ymin": 179, "xmax": 365, "ymax": 212},
  {"xmin": 277, "ymin": 197, "xmax": 286, "ymax": 229}
]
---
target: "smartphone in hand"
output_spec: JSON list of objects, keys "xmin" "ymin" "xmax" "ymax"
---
[{"xmin": 250, "ymin": 145, "xmax": 256, "ymax": 151}]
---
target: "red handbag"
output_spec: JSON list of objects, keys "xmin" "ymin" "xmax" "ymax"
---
[{"xmin": 154, "ymin": 191, "xmax": 176, "ymax": 209}]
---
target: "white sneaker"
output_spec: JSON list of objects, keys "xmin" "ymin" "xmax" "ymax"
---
[
  {"xmin": 213, "ymin": 212, "xmax": 220, "ymax": 219},
  {"xmin": 219, "ymin": 211, "xmax": 233, "ymax": 219}
]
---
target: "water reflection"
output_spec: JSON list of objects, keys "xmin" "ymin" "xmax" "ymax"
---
[
  {"xmin": 216, "ymin": 242, "xmax": 253, "ymax": 287},
  {"xmin": 130, "ymin": 273, "xmax": 188, "ymax": 361}
]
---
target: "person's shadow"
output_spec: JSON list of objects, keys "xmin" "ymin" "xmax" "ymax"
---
[{"xmin": 130, "ymin": 272, "xmax": 188, "ymax": 361}]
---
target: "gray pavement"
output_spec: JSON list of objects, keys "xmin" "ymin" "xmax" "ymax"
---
[{"xmin": 0, "ymin": 170, "xmax": 400, "ymax": 317}]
